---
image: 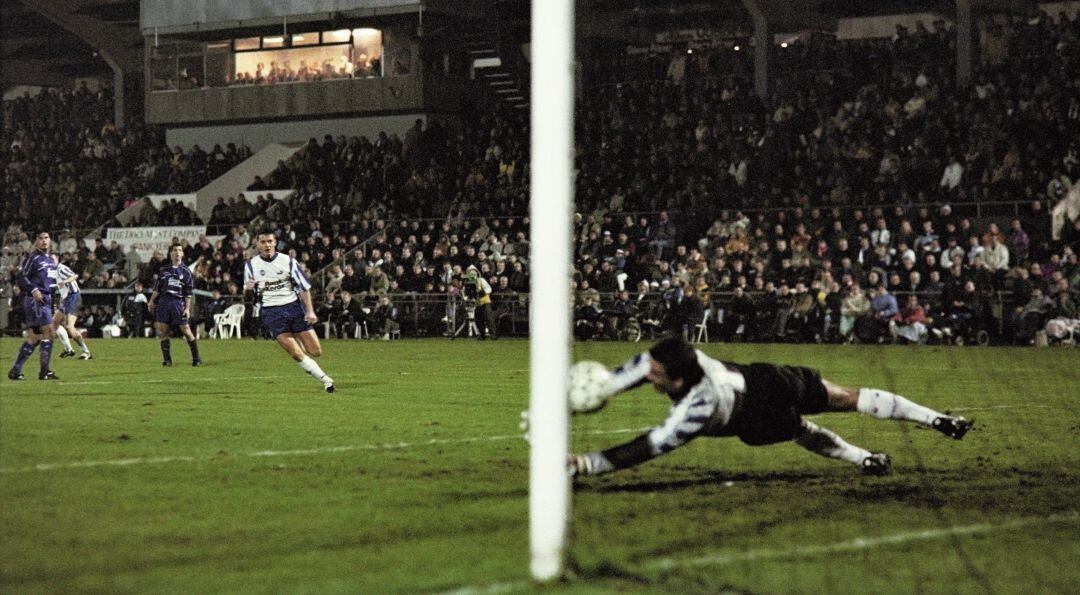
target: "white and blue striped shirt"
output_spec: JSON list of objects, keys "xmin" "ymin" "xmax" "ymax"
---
[
  {"xmin": 56, "ymin": 263, "xmax": 80, "ymax": 299},
  {"xmin": 245, "ymin": 252, "xmax": 311, "ymax": 307}
]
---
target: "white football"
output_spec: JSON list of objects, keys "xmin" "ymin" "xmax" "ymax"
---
[{"xmin": 567, "ymin": 360, "xmax": 612, "ymax": 414}]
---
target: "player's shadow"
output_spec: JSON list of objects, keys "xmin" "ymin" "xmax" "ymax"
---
[{"xmin": 580, "ymin": 469, "xmax": 829, "ymax": 494}]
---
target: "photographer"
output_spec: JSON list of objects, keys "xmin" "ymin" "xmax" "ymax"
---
[{"xmin": 462, "ymin": 267, "xmax": 496, "ymax": 340}]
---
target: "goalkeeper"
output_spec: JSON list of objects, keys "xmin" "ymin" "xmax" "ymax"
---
[{"xmin": 570, "ymin": 336, "xmax": 973, "ymax": 477}]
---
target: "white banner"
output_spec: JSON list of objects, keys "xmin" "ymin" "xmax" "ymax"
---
[{"xmin": 105, "ymin": 226, "xmax": 224, "ymax": 261}]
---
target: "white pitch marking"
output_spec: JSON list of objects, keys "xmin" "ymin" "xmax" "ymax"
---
[
  {"xmin": 37, "ymin": 375, "xmax": 291, "ymax": 387},
  {"xmin": 438, "ymin": 581, "xmax": 529, "ymax": 595},
  {"xmin": 434, "ymin": 513, "xmax": 1078, "ymax": 594},
  {"xmin": 645, "ymin": 511, "xmax": 1079, "ymax": 571},
  {"xmin": 949, "ymin": 404, "xmax": 1052, "ymax": 411},
  {"xmin": 0, "ymin": 428, "xmax": 647, "ymax": 474}
]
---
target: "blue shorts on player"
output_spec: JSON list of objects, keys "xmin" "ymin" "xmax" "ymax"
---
[
  {"xmin": 261, "ymin": 301, "xmax": 313, "ymax": 338},
  {"xmin": 154, "ymin": 300, "xmax": 189, "ymax": 326},
  {"xmin": 23, "ymin": 294, "xmax": 53, "ymax": 332},
  {"xmin": 59, "ymin": 293, "xmax": 81, "ymax": 316}
]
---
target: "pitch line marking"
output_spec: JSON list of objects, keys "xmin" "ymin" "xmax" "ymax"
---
[
  {"xmin": 949, "ymin": 404, "xmax": 1052, "ymax": 411},
  {"xmin": 436, "ymin": 512, "xmax": 1078, "ymax": 595},
  {"xmin": 645, "ymin": 511, "xmax": 1079, "ymax": 571},
  {"xmin": 0, "ymin": 428, "xmax": 647, "ymax": 474}
]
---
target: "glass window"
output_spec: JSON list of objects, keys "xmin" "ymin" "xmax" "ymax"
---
[
  {"xmin": 234, "ymin": 37, "xmax": 260, "ymax": 51},
  {"xmin": 263, "ymin": 35, "xmax": 286, "ymax": 49},
  {"xmin": 290, "ymin": 32, "xmax": 317, "ymax": 46},
  {"xmin": 149, "ymin": 43, "xmax": 179, "ymax": 91},
  {"xmin": 234, "ymin": 44, "xmax": 354, "ymax": 83},
  {"xmin": 323, "ymin": 29, "xmax": 352, "ymax": 44},
  {"xmin": 351, "ymin": 28, "xmax": 383, "ymax": 77}
]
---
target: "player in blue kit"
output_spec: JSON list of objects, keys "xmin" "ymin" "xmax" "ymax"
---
[
  {"xmin": 245, "ymin": 228, "xmax": 335, "ymax": 393},
  {"xmin": 53, "ymin": 256, "xmax": 92, "ymax": 360},
  {"xmin": 7, "ymin": 231, "xmax": 59, "ymax": 380},
  {"xmin": 147, "ymin": 244, "xmax": 202, "ymax": 367}
]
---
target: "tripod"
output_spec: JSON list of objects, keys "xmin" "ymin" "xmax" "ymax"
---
[{"xmin": 451, "ymin": 302, "xmax": 479, "ymax": 339}]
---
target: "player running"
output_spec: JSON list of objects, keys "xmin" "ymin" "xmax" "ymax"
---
[
  {"xmin": 245, "ymin": 227, "xmax": 335, "ymax": 393},
  {"xmin": 7, "ymin": 231, "xmax": 59, "ymax": 380},
  {"xmin": 53, "ymin": 256, "xmax": 92, "ymax": 360},
  {"xmin": 569, "ymin": 336, "xmax": 973, "ymax": 477},
  {"xmin": 147, "ymin": 244, "xmax": 202, "ymax": 367}
]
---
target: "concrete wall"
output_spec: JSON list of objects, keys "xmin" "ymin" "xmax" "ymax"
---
[
  {"xmin": 147, "ymin": 75, "xmax": 432, "ymax": 124},
  {"xmin": 166, "ymin": 113, "xmax": 430, "ymax": 153}
]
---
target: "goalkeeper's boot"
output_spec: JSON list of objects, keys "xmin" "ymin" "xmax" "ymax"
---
[
  {"xmin": 59, "ymin": 350, "xmax": 76, "ymax": 358},
  {"xmin": 39, "ymin": 370, "xmax": 59, "ymax": 381},
  {"xmin": 861, "ymin": 453, "xmax": 892, "ymax": 476},
  {"xmin": 192, "ymin": 359, "xmax": 202, "ymax": 367},
  {"xmin": 932, "ymin": 416, "xmax": 973, "ymax": 440},
  {"xmin": 162, "ymin": 360, "xmax": 172, "ymax": 367},
  {"xmin": 324, "ymin": 378, "xmax": 335, "ymax": 394},
  {"xmin": 8, "ymin": 369, "xmax": 25, "ymax": 381}
]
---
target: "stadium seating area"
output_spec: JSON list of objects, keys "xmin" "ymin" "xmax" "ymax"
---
[
  {"xmin": 3, "ymin": 9, "xmax": 1079, "ymax": 344},
  {"xmin": 1, "ymin": 85, "xmax": 251, "ymax": 233}
]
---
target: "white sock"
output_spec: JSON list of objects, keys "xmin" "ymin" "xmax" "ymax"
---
[
  {"xmin": 75, "ymin": 335, "xmax": 90, "ymax": 354},
  {"xmin": 55, "ymin": 326, "xmax": 73, "ymax": 352},
  {"xmin": 794, "ymin": 421, "xmax": 871, "ymax": 465},
  {"xmin": 298, "ymin": 356, "xmax": 330, "ymax": 383},
  {"xmin": 857, "ymin": 388, "xmax": 940, "ymax": 426}
]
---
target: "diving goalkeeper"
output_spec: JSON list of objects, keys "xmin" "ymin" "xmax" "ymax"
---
[{"xmin": 569, "ymin": 336, "xmax": 973, "ymax": 477}]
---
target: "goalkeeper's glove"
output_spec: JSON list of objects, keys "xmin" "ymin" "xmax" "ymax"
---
[
  {"xmin": 568, "ymin": 454, "xmax": 592, "ymax": 477},
  {"xmin": 568, "ymin": 452, "xmax": 614, "ymax": 477}
]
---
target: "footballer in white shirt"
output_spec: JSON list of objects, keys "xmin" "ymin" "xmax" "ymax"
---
[{"xmin": 245, "ymin": 228, "xmax": 335, "ymax": 393}]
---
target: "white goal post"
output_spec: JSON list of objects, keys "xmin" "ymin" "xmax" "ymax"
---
[{"xmin": 528, "ymin": 0, "xmax": 574, "ymax": 582}]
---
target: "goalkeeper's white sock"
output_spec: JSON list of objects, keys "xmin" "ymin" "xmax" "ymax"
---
[
  {"xmin": 298, "ymin": 355, "xmax": 330, "ymax": 383},
  {"xmin": 55, "ymin": 325, "xmax": 73, "ymax": 352},
  {"xmin": 794, "ymin": 421, "xmax": 871, "ymax": 465},
  {"xmin": 857, "ymin": 388, "xmax": 940, "ymax": 426}
]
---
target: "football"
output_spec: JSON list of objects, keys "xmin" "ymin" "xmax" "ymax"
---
[{"xmin": 567, "ymin": 360, "xmax": 612, "ymax": 414}]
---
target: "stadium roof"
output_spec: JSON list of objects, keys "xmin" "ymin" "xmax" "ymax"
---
[
  {"xmin": 1, "ymin": 0, "xmax": 142, "ymax": 90},
  {"xmin": 1, "ymin": 0, "xmax": 1038, "ymax": 92}
]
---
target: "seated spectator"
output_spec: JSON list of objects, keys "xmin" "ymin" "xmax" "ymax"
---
[
  {"xmin": 894, "ymin": 294, "xmax": 929, "ymax": 344},
  {"xmin": 855, "ymin": 284, "xmax": 898, "ymax": 343}
]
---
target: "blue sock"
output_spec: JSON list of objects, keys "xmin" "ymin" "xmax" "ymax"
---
[
  {"xmin": 39, "ymin": 340, "xmax": 53, "ymax": 374},
  {"xmin": 12, "ymin": 342, "xmax": 36, "ymax": 373}
]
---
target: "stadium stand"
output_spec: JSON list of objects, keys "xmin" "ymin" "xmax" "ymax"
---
[{"xmin": 3, "ymin": 8, "xmax": 1079, "ymax": 344}]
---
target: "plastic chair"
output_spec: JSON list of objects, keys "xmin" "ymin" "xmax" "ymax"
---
[
  {"xmin": 213, "ymin": 304, "xmax": 245, "ymax": 339},
  {"xmin": 694, "ymin": 309, "xmax": 710, "ymax": 343}
]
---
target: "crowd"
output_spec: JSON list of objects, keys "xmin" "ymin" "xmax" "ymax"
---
[
  {"xmin": 4, "ymin": 9, "xmax": 1080, "ymax": 344},
  {"xmin": 1, "ymin": 84, "xmax": 251, "ymax": 233}
]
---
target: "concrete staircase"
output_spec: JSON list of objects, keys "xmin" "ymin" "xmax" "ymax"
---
[{"xmin": 465, "ymin": 28, "xmax": 529, "ymax": 111}]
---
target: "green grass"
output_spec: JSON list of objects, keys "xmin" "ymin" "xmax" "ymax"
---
[{"xmin": 1, "ymin": 338, "xmax": 1078, "ymax": 593}]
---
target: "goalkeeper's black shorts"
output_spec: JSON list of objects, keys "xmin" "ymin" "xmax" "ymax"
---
[{"xmin": 722, "ymin": 363, "xmax": 829, "ymax": 446}]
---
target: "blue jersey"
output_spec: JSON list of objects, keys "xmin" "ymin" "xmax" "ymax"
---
[
  {"xmin": 18, "ymin": 250, "xmax": 57, "ymax": 295},
  {"xmin": 155, "ymin": 263, "xmax": 194, "ymax": 303}
]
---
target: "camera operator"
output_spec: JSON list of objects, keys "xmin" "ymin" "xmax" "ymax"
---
[{"xmin": 462, "ymin": 267, "xmax": 496, "ymax": 340}]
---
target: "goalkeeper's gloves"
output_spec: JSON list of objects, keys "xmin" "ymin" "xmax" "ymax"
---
[
  {"xmin": 519, "ymin": 409, "xmax": 530, "ymax": 442},
  {"xmin": 568, "ymin": 452, "xmax": 614, "ymax": 477}
]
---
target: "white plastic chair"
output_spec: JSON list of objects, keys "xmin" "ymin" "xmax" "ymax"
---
[
  {"xmin": 213, "ymin": 304, "xmax": 245, "ymax": 339},
  {"xmin": 693, "ymin": 309, "xmax": 710, "ymax": 343}
]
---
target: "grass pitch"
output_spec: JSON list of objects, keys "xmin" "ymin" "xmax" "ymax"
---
[{"xmin": 1, "ymin": 337, "xmax": 1077, "ymax": 593}]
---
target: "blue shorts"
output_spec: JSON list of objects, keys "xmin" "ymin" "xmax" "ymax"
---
[
  {"xmin": 60, "ymin": 293, "xmax": 81, "ymax": 316},
  {"xmin": 155, "ymin": 299, "xmax": 189, "ymax": 326},
  {"xmin": 261, "ymin": 301, "xmax": 312, "ymax": 338},
  {"xmin": 23, "ymin": 294, "xmax": 53, "ymax": 330}
]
